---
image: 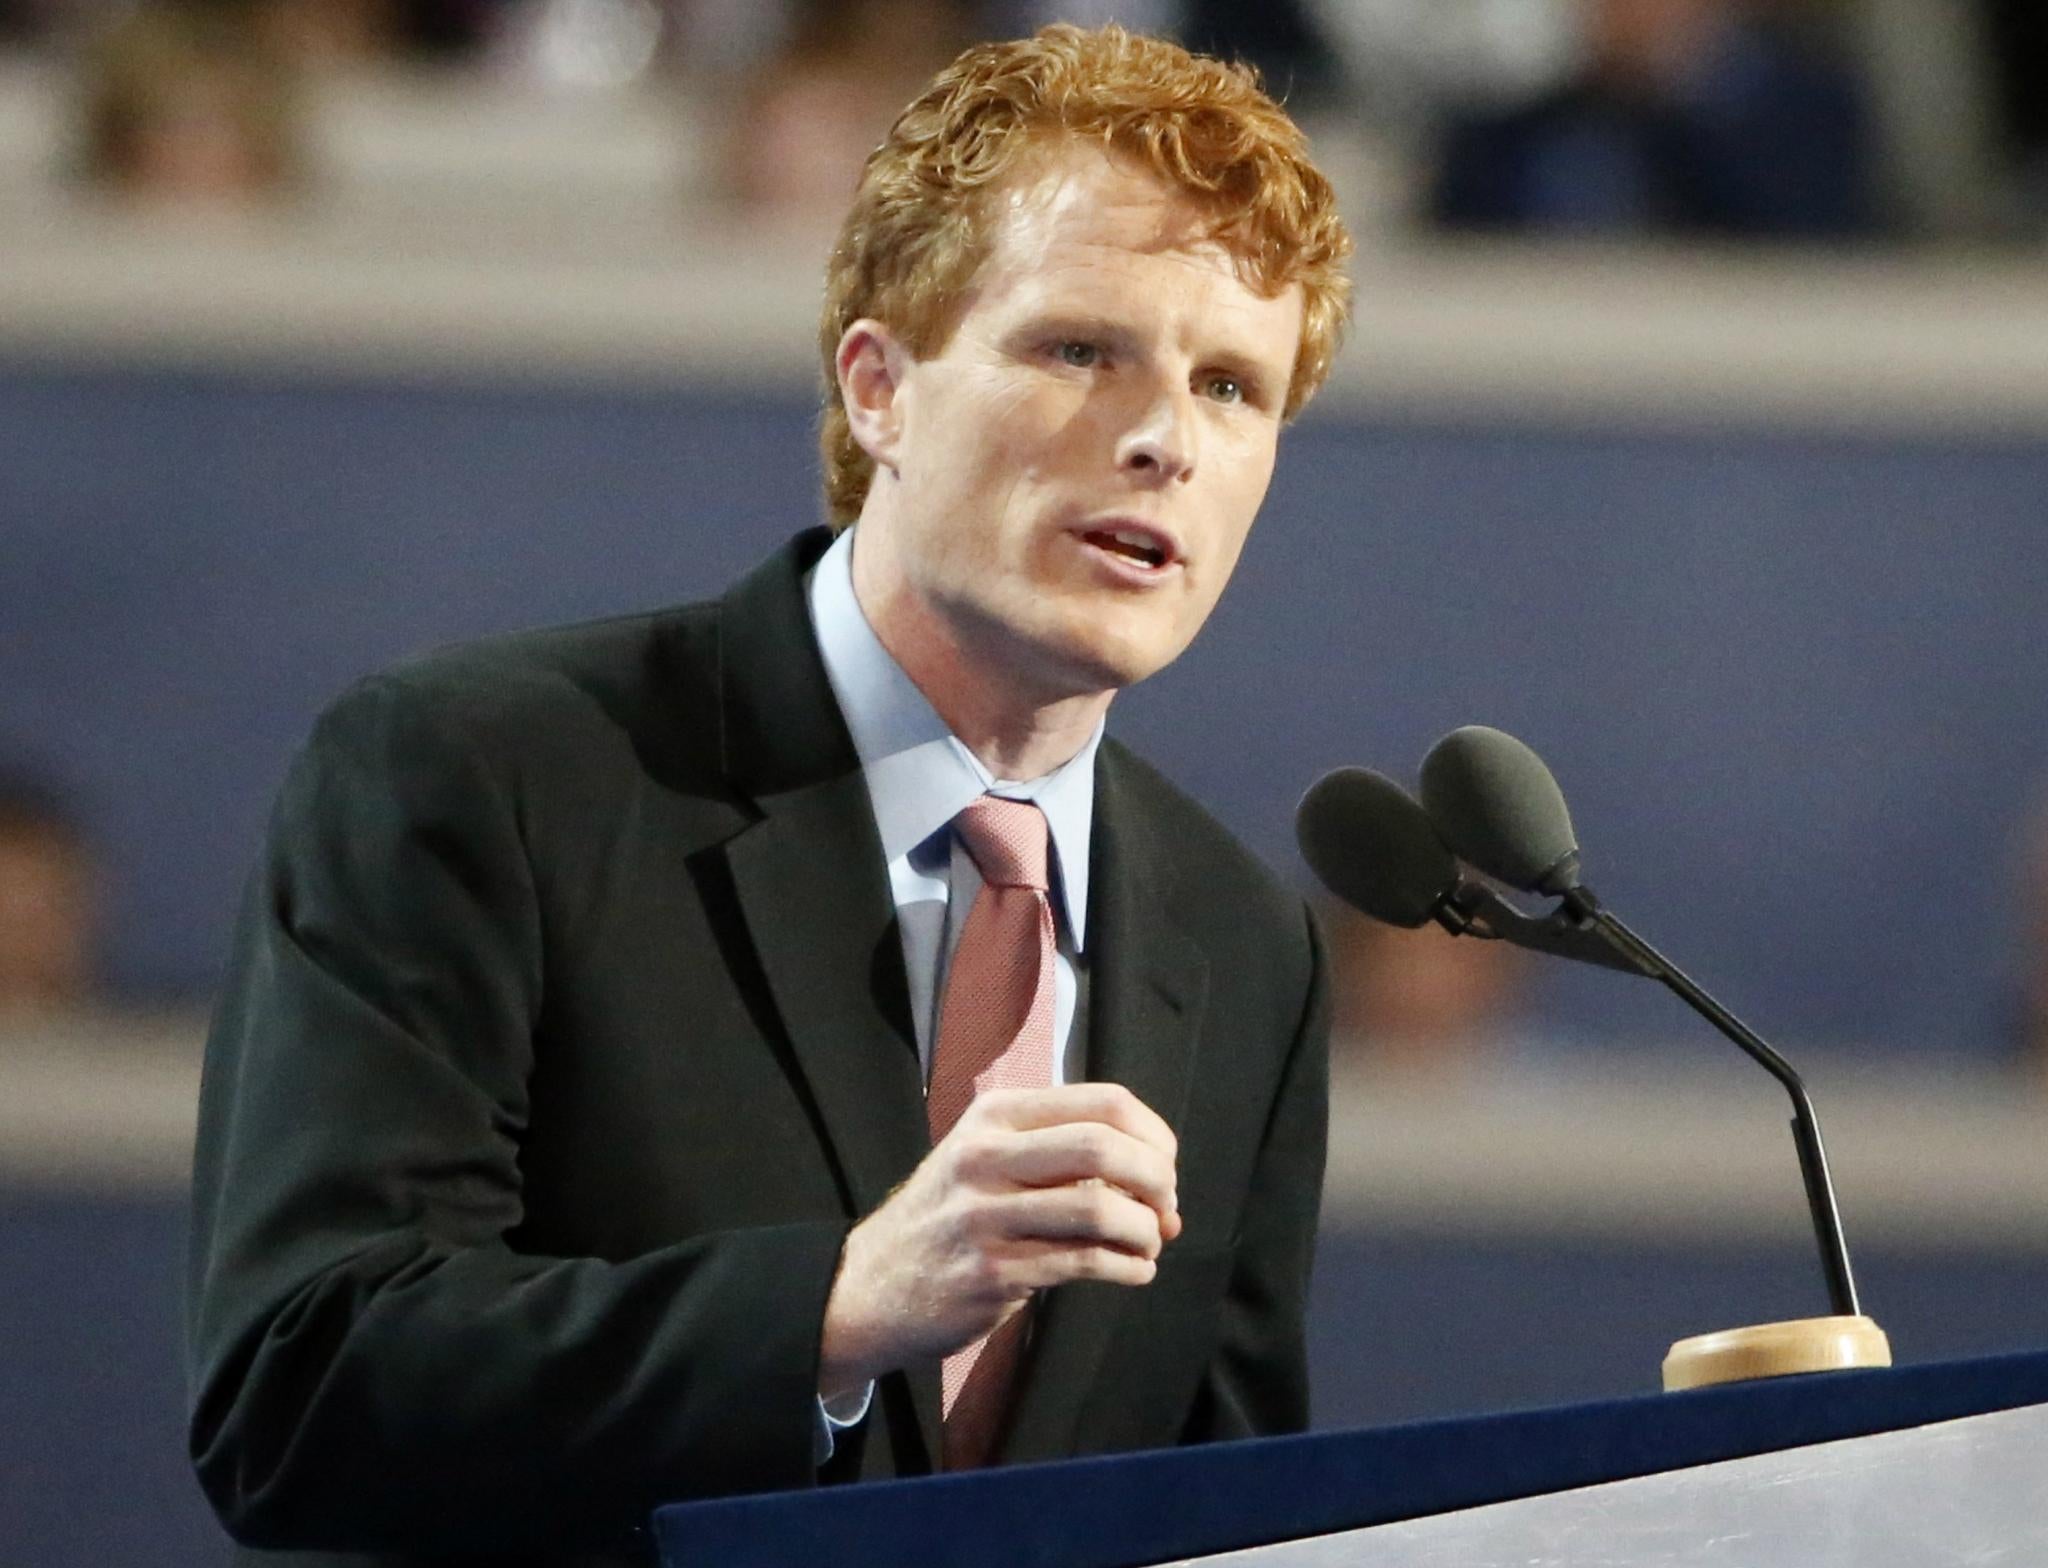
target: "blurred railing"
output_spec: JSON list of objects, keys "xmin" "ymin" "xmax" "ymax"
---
[
  {"xmin": 3, "ymin": 58, "xmax": 2047, "ymax": 432},
  {"xmin": 10, "ymin": 1017, "xmax": 2046, "ymax": 1249}
]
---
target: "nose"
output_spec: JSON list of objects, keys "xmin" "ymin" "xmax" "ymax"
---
[{"xmin": 1115, "ymin": 380, "xmax": 1196, "ymax": 485}]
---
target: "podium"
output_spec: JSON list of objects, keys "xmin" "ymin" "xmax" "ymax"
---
[{"xmin": 653, "ymin": 1349, "xmax": 2048, "ymax": 1566}]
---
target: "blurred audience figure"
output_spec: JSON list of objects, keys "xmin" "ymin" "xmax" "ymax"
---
[
  {"xmin": 0, "ymin": 772, "xmax": 99, "ymax": 1026},
  {"xmin": 78, "ymin": 1, "xmax": 305, "ymax": 207},
  {"xmin": 1982, "ymin": 0, "xmax": 2048, "ymax": 233},
  {"xmin": 722, "ymin": 0, "xmax": 974, "ymax": 225},
  {"xmin": 1321, "ymin": 899, "xmax": 1534, "ymax": 1080},
  {"xmin": 1178, "ymin": 0, "xmax": 1339, "ymax": 106},
  {"xmin": 0, "ymin": 0, "xmax": 55, "ymax": 47},
  {"xmin": 995, "ymin": 0, "xmax": 1340, "ymax": 109},
  {"xmin": 259, "ymin": 0, "xmax": 401, "ymax": 70},
  {"xmin": 1429, "ymin": 0, "xmax": 1881, "ymax": 241},
  {"xmin": 259, "ymin": 0, "xmax": 500, "ymax": 71},
  {"xmin": 490, "ymin": 0, "xmax": 669, "ymax": 93}
]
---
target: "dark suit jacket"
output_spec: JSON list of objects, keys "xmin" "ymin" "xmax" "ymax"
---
[{"xmin": 187, "ymin": 529, "xmax": 1329, "ymax": 1565}]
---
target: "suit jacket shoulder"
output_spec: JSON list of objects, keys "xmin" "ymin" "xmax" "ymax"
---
[
  {"xmin": 314, "ymin": 593, "xmax": 726, "ymax": 805},
  {"xmin": 1098, "ymin": 738, "xmax": 1304, "ymax": 897},
  {"xmin": 1095, "ymin": 736, "xmax": 1320, "ymax": 1003}
]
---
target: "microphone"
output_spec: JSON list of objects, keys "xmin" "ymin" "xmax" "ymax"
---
[
  {"xmin": 1295, "ymin": 766, "xmax": 1642, "ymax": 973},
  {"xmin": 1295, "ymin": 768, "xmax": 1458, "ymax": 929},
  {"xmin": 1412, "ymin": 725, "xmax": 1886, "ymax": 1388},
  {"xmin": 1417, "ymin": 725, "xmax": 1581, "ymax": 896}
]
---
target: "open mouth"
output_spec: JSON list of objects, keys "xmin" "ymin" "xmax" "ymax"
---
[{"xmin": 1081, "ymin": 527, "xmax": 1173, "ymax": 570}]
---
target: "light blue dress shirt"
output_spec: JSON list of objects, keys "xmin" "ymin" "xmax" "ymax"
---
[{"xmin": 802, "ymin": 524, "xmax": 1104, "ymax": 1459}]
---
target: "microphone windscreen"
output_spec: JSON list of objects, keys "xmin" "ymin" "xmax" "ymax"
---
[
  {"xmin": 1419, "ymin": 726, "xmax": 1580, "ymax": 893},
  {"xmin": 1296, "ymin": 768, "xmax": 1459, "ymax": 928}
]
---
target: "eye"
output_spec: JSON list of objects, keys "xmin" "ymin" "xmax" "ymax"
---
[
  {"xmin": 1200, "ymin": 374, "xmax": 1245, "ymax": 405},
  {"xmin": 1054, "ymin": 340, "xmax": 1101, "ymax": 369}
]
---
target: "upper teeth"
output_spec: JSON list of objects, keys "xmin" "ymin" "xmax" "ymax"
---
[{"xmin": 1112, "ymin": 530, "xmax": 1160, "ymax": 556}]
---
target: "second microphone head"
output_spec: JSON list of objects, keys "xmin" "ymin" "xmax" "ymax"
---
[
  {"xmin": 1296, "ymin": 767, "xmax": 1460, "ymax": 928},
  {"xmin": 1419, "ymin": 725, "xmax": 1582, "ymax": 896}
]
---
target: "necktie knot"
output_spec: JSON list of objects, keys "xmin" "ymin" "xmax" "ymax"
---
[{"xmin": 953, "ymin": 796, "xmax": 1049, "ymax": 893}]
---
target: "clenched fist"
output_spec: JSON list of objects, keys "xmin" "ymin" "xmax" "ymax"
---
[{"xmin": 817, "ymin": 1083, "xmax": 1181, "ymax": 1397}]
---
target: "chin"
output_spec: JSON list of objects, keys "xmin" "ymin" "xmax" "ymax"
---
[
  {"xmin": 1036, "ymin": 620, "xmax": 1185, "ymax": 696},
  {"xmin": 966, "ymin": 592, "xmax": 1190, "ymax": 698}
]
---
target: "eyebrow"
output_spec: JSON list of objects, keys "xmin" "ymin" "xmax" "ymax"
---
[{"xmin": 1022, "ymin": 313, "xmax": 1138, "ymax": 349}]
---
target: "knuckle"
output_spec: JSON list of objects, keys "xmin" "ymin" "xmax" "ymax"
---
[
  {"xmin": 956, "ymin": 1189, "xmax": 1007, "ymax": 1240},
  {"xmin": 1078, "ymin": 1123, "xmax": 1115, "ymax": 1168},
  {"xmin": 952, "ymin": 1133, "xmax": 998, "ymax": 1184},
  {"xmin": 956, "ymin": 1096, "xmax": 995, "ymax": 1131},
  {"xmin": 1083, "ymin": 1188, "xmax": 1120, "ymax": 1233}
]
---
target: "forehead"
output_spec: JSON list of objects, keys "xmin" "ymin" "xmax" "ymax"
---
[
  {"xmin": 967, "ymin": 141, "xmax": 1302, "ymax": 344},
  {"xmin": 988, "ymin": 142, "xmax": 1212, "ymax": 265}
]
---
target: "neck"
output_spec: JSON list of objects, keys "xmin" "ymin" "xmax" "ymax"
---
[
  {"xmin": 848, "ymin": 526, "xmax": 1112, "ymax": 782},
  {"xmin": 924, "ymin": 666, "xmax": 1110, "ymax": 782}
]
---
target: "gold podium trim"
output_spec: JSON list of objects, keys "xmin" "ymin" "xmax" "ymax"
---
[{"xmin": 1663, "ymin": 1315, "xmax": 1892, "ymax": 1392}]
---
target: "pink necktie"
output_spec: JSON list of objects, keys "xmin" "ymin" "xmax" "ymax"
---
[{"xmin": 926, "ymin": 796, "xmax": 1057, "ymax": 1469}]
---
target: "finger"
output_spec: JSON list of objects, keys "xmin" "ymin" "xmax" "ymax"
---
[
  {"xmin": 986, "ymin": 1123, "xmax": 1177, "ymax": 1217},
  {"xmin": 970, "ymin": 1083, "xmax": 1178, "ymax": 1159},
  {"xmin": 989, "ymin": 1183, "xmax": 1166, "ymax": 1259},
  {"xmin": 1001, "ymin": 1238, "xmax": 1160, "ymax": 1291}
]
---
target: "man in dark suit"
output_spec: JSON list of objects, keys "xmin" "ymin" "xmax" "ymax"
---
[{"xmin": 187, "ymin": 23, "xmax": 1353, "ymax": 1564}]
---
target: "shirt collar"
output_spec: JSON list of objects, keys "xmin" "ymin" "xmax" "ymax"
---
[{"xmin": 806, "ymin": 525, "xmax": 1099, "ymax": 948}]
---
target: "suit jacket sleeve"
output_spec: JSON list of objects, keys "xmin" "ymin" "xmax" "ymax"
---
[
  {"xmin": 186, "ymin": 672, "xmax": 848, "ymax": 1556},
  {"xmin": 1184, "ymin": 901, "xmax": 1331, "ymax": 1442}
]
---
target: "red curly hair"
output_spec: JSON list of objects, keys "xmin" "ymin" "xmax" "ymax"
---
[{"xmin": 817, "ymin": 23, "xmax": 1354, "ymax": 526}]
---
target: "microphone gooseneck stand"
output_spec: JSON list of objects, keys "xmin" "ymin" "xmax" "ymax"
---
[
  {"xmin": 1405, "ymin": 723, "xmax": 1891, "ymax": 1391},
  {"xmin": 1555, "ymin": 885, "xmax": 1860, "ymax": 1320}
]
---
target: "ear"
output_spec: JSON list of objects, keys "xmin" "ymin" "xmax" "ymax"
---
[{"xmin": 835, "ymin": 319, "xmax": 911, "ymax": 475}]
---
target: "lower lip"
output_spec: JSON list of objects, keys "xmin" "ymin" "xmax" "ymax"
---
[{"xmin": 1073, "ymin": 534, "xmax": 1180, "ymax": 588}]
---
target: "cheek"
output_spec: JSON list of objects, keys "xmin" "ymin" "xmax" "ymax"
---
[
  {"xmin": 973, "ymin": 392, "xmax": 1082, "ymax": 509},
  {"xmin": 992, "ymin": 378, "xmax": 1092, "ymax": 462},
  {"xmin": 917, "ymin": 376, "xmax": 1058, "ymax": 490},
  {"xmin": 1213, "ymin": 431, "xmax": 1278, "ymax": 530},
  {"xmin": 1183, "ymin": 435, "xmax": 1276, "ymax": 599}
]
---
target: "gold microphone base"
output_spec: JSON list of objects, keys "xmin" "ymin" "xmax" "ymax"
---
[{"xmin": 1663, "ymin": 1315, "xmax": 1892, "ymax": 1392}]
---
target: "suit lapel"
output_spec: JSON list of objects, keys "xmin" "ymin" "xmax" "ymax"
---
[
  {"xmin": 711, "ymin": 530, "xmax": 945, "ymax": 1468},
  {"xmin": 723, "ymin": 777, "xmax": 927, "ymax": 1218},
  {"xmin": 999, "ymin": 745, "xmax": 1209, "ymax": 1464}
]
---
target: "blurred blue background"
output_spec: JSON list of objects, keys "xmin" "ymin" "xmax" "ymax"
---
[{"xmin": 4, "ymin": 365, "xmax": 2046, "ymax": 1052}]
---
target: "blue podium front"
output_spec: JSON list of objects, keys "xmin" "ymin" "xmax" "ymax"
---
[{"xmin": 653, "ymin": 1349, "xmax": 2048, "ymax": 1567}]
